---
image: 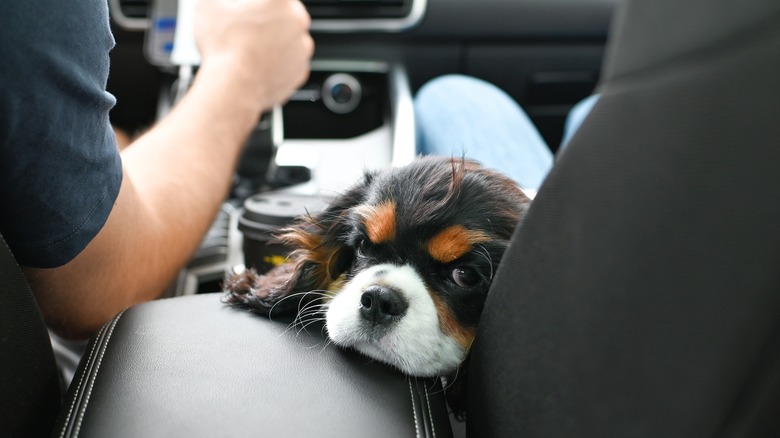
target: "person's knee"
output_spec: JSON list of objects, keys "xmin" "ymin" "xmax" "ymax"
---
[{"xmin": 416, "ymin": 74, "xmax": 505, "ymax": 105}]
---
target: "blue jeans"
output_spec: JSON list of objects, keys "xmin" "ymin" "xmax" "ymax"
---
[{"xmin": 415, "ymin": 74, "xmax": 598, "ymax": 191}]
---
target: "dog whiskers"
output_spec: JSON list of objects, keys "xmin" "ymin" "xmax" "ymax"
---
[
  {"xmin": 284, "ymin": 314, "xmax": 327, "ymax": 349},
  {"xmin": 318, "ymin": 332, "xmax": 335, "ymax": 355},
  {"xmin": 283, "ymin": 303, "xmax": 327, "ymax": 335},
  {"xmin": 432, "ymin": 365, "xmax": 459, "ymax": 396},
  {"xmin": 273, "ymin": 290, "xmax": 334, "ymax": 350},
  {"xmin": 268, "ymin": 290, "xmax": 327, "ymax": 322},
  {"xmin": 294, "ymin": 318, "xmax": 327, "ymax": 342},
  {"xmin": 475, "ymin": 244, "xmax": 495, "ymax": 280}
]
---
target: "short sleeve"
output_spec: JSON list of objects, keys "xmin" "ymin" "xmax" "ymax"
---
[{"xmin": 0, "ymin": 0, "xmax": 123, "ymax": 268}]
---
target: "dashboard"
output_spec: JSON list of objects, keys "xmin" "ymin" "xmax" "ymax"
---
[
  {"xmin": 108, "ymin": 0, "xmax": 618, "ymax": 148},
  {"xmin": 105, "ymin": 0, "xmax": 619, "ymax": 296}
]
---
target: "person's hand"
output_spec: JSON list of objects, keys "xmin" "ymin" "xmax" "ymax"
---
[{"xmin": 194, "ymin": 0, "xmax": 313, "ymax": 110}]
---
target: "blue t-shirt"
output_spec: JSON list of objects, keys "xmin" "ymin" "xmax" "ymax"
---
[{"xmin": 0, "ymin": 0, "xmax": 123, "ymax": 268}]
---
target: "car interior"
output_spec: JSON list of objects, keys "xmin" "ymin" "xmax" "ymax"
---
[{"xmin": 2, "ymin": 0, "xmax": 780, "ymax": 436}]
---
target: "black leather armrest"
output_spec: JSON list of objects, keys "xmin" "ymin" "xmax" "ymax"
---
[{"xmin": 55, "ymin": 293, "xmax": 452, "ymax": 437}]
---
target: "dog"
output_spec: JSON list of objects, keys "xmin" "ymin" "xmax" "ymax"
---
[{"xmin": 224, "ymin": 156, "xmax": 530, "ymax": 412}]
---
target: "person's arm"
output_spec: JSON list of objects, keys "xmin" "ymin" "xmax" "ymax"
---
[
  {"xmin": 23, "ymin": 0, "xmax": 313, "ymax": 339},
  {"xmin": 113, "ymin": 126, "xmax": 133, "ymax": 150}
]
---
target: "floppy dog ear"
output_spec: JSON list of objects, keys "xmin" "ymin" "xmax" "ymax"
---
[{"xmin": 223, "ymin": 174, "xmax": 374, "ymax": 317}]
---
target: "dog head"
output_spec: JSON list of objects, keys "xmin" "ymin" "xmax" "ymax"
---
[{"xmin": 225, "ymin": 156, "xmax": 530, "ymax": 377}]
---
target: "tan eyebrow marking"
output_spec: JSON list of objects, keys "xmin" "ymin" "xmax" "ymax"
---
[
  {"xmin": 430, "ymin": 292, "xmax": 476, "ymax": 349},
  {"xmin": 427, "ymin": 225, "xmax": 490, "ymax": 263},
  {"xmin": 355, "ymin": 201, "xmax": 397, "ymax": 244}
]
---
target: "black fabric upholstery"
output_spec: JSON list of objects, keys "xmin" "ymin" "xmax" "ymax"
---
[
  {"xmin": 602, "ymin": 0, "xmax": 780, "ymax": 83},
  {"xmin": 468, "ymin": 0, "xmax": 780, "ymax": 436},
  {"xmin": 7, "ymin": 1, "xmax": 780, "ymax": 436},
  {"xmin": 56, "ymin": 293, "xmax": 452, "ymax": 437},
  {"xmin": 0, "ymin": 234, "xmax": 62, "ymax": 438}
]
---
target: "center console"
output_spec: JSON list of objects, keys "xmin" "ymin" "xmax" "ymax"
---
[
  {"xmin": 172, "ymin": 61, "xmax": 417, "ymax": 296},
  {"xmin": 138, "ymin": 1, "xmax": 424, "ymax": 295}
]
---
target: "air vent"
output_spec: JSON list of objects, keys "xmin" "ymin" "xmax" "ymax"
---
[
  {"xmin": 303, "ymin": 0, "xmax": 412, "ymax": 19},
  {"xmin": 110, "ymin": 0, "xmax": 425, "ymax": 32},
  {"xmin": 119, "ymin": 0, "xmax": 151, "ymax": 19},
  {"xmin": 307, "ymin": 0, "xmax": 426, "ymax": 32},
  {"xmin": 109, "ymin": 0, "xmax": 151, "ymax": 30}
]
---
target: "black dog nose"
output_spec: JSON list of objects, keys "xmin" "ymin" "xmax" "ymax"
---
[{"xmin": 359, "ymin": 285, "xmax": 408, "ymax": 324}]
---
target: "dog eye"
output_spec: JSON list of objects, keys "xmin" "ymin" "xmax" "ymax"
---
[
  {"xmin": 356, "ymin": 238, "xmax": 369, "ymax": 256},
  {"xmin": 451, "ymin": 267, "xmax": 480, "ymax": 288}
]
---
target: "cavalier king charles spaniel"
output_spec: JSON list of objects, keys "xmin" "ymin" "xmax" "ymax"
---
[{"xmin": 224, "ymin": 156, "xmax": 530, "ymax": 411}]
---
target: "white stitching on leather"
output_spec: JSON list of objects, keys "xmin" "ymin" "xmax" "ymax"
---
[
  {"xmin": 69, "ymin": 309, "xmax": 126, "ymax": 437},
  {"xmin": 59, "ymin": 319, "xmax": 107, "ymax": 438},
  {"xmin": 409, "ymin": 379, "xmax": 420, "ymax": 437},
  {"xmin": 424, "ymin": 385, "xmax": 436, "ymax": 438}
]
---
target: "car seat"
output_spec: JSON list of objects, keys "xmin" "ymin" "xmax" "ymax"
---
[
  {"xmin": 2, "ymin": 0, "xmax": 780, "ymax": 436},
  {"xmin": 466, "ymin": 0, "xmax": 780, "ymax": 435}
]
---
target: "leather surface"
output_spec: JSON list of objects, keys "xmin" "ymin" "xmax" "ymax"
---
[{"xmin": 57, "ymin": 293, "xmax": 451, "ymax": 437}]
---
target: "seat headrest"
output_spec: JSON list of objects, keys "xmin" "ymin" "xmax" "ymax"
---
[{"xmin": 602, "ymin": 0, "xmax": 780, "ymax": 82}]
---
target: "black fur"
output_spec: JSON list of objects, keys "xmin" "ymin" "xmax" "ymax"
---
[{"xmin": 224, "ymin": 156, "xmax": 530, "ymax": 418}]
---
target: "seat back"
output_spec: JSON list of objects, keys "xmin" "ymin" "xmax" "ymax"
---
[
  {"xmin": 468, "ymin": 0, "xmax": 780, "ymax": 435},
  {"xmin": 0, "ymin": 234, "xmax": 62, "ymax": 437}
]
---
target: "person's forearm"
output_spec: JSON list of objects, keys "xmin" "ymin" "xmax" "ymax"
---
[
  {"xmin": 25, "ymin": 64, "xmax": 266, "ymax": 338},
  {"xmin": 123, "ymin": 61, "xmax": 265, "ymax": 227},
  {"xmin": 119, "ymin": 61, "xmax": 268, "ymax": 290},
  {"xmin": 25, "ymin": 0, "xmax": 313, "ymax": 340}
]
